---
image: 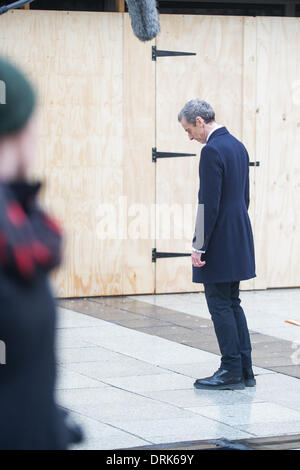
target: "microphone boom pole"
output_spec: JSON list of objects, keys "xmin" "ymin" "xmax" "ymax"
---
[{"xmin": 0, "ymin": 0, "xmax": 34, "ymax": 15}]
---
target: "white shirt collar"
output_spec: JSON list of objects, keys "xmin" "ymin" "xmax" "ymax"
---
[{"xmin": 206, "ymin": 125, "xmax": 224, "ymax": 143}]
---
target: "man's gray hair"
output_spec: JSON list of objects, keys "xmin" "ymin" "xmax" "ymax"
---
[{"xmin": 178, "ymin": 99, "xmax": 215, "ymax": 125}]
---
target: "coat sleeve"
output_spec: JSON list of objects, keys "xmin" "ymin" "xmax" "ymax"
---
[{"xmin": 195, "ymin": 145, "xmax": 223, "ymax": 253}]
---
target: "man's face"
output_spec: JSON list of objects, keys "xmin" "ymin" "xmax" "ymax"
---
[{"xmin": 180, "ymin": 116, "xmax": 206, "ymax": 144}]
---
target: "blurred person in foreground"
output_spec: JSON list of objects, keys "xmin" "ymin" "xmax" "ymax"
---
[{"xmin": 0, "ymin": 56, "xmax": 82, "ymax": 449}]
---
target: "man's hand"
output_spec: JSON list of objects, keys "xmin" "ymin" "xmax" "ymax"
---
[{"xmin": 191, "ymin": 251, "xmax": 206, "ymax": 267}]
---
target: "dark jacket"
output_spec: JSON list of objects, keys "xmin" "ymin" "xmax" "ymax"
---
[
  {"xmin": 192, "ymin": 127, "xmax": 256, "ymax": 284},
  {"xmin": 0, "ymin": 181, "xmax": 82, "ymax": 450}
]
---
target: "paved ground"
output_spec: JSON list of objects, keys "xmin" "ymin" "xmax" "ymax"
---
[{"xmin": 55, "ymin": 288, "xmax": 300, "ymax": 450}]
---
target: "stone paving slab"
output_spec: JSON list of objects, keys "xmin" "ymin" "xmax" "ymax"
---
[
  {"xmin": 57, "ymin": 296, "xmax": 300, "ymax": 379},
  {"xmin": 55, "ymin": 293, "xmax": 300, "ymax": 450}
]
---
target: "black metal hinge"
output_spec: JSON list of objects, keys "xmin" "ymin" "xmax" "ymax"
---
[
  {"xmin": 152, "ymin": 148, "xmax": 259, "ymax": 166},
  {"xmin": 152, "ymin": 46, "xmax": 196, "ymax": 61},
  {"xmin": 152, "ymin": 248, "xmax": 191, "ymax": 262},
  {"xmin": 152, "ymin": 147, "xmax": 197, "ymax": 162}
]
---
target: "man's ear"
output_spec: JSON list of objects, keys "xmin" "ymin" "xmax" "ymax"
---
[{"xmin": 195, "ymin": 116, "xmax": 204, "ymax": 127}]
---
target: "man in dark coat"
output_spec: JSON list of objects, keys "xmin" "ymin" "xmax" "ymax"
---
[
  {"xmin": 178, "ymin": 99, "xmax": 256, "ymax": 390},
  {"xmin": 0, "ymin": 57, "xmax": 83, "ymax": 449}
]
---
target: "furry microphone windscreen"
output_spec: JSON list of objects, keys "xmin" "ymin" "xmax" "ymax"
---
[{"xmin": 125, "ymin": 0, "xmax": 160, "ymax": 42}]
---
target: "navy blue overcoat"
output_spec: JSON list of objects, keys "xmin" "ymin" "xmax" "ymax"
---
[{"xmin": 192, "ymin": 127, "xmax": 256, "ymax": 284}]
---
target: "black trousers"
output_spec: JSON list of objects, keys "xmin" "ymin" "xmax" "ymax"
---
[{"xmin": 203, "ymin": 281, "xmax": 252, "ymax": 375}]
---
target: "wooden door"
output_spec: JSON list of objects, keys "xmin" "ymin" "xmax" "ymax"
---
[
  {"xmin": 0, "ymin": 11, "xmax": 156, "ymax": 297},
  {"xmin": 122, "ymin": 14, "xmax": 156, "ymax": 295},
  {"xmin": 154, "ymin": 14, "xmax": 255, "ymax": 293},
  {"xmin": 254, "ymin": 17, "xmax": 300, "ymax": 289}
]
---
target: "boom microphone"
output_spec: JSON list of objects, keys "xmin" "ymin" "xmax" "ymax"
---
[
  {"xmin": 0, "ymin": 0, "xmax": 34, "ymax": 15},
  {"xmin": 125, "ymin": 0, "xmax": 160, "ymax": 42}
]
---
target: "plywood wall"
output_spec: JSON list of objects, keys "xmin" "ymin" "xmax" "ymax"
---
[
  {"xmin": 154, "ymin": 14, "xmax": 300, "ymax": 292},
  {"xmin": 122, "ymin": 15, "xmax": 156, "ymax": 295},
  {"xmin": 0, "ymin": 10, "xmax": 156, "ymax": 297},
  {"xmin": 155, "ymin": 14, "xmax": 246, "ymax": 293},
  {"xmin": 0, "ymin": 11, "xmax": 299, "ymax": 296},
  {"xmin": 255, "ymin": 17, "xmax": 300, "ymax": 289}
]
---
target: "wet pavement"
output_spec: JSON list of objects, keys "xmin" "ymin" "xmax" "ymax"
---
[{"xmin": 55, "ymin": 289, "xmax": 300, "ymax": 450}]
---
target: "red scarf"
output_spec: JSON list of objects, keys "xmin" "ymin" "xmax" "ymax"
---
[{"xmin": 0, "ymin": 181, "xmax": 62, "ymax": 280}]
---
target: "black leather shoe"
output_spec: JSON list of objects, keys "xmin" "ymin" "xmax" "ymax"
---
[
  {"xmin": 243, "ymin": 367, "xmax": 256, "ymax": 387},
  {"xmin": 194, "ymin": 368, "xmax": 245, "ymax": 390}
]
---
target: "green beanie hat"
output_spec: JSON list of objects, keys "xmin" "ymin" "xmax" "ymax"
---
[{"xmin": 0, "ymin": 56, "xmax": 36, "ymax": 137}]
